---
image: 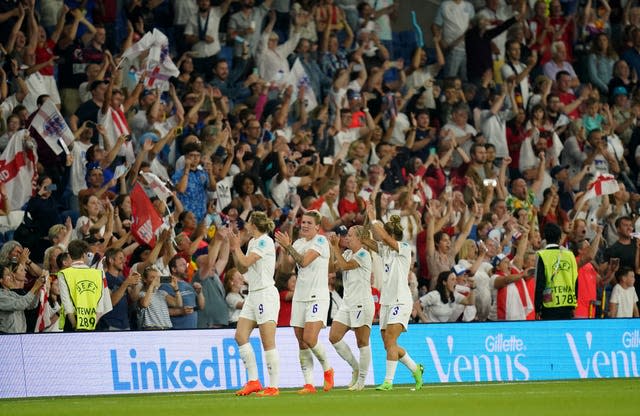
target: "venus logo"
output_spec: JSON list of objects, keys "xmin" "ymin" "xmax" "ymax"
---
[
  {"xmin": 426, "ymin": 335, "xmax": 529, "ymax": 382},
  {"xmin": 76, "ymin": 280, "xmax": 98, "ymax": 294},
  {"xmin": 566, "ymin": 332, "xmax": 640, "ymax": 378}
]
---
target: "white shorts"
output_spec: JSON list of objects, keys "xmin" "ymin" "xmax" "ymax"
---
[
  {"xmin": 290, "ymin": 299, "xmax": 329, "ymax": 328},
  {"xmin": 334, "ymin": 301, "xmax": 375, "ymax": 328},
  {"xmin": 239, "ymin": 286, "xmax": 280, "ymax": 325},
  {"xmin": 379, "ymin": 304, "xmax": 411, "ymax": 331}
]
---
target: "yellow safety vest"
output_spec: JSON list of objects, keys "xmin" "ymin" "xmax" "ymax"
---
[
  {"xmin": 60, "ymin": 266, "xmax": 103, "ymax": 330},
  {"xmin": 538, "ymin": 249, "xmax": 578, "ymax": 308}
]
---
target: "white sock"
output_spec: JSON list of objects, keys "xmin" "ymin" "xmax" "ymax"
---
[
  {"xmin": 358, "ymin": 345, "xmax": 371, "ymax": 384},
  {"xmin": 239, "ymin": 343, "xmax": 258, "ymax": 381},
  {"xmin": 299, "ymin": 348, "xmax": 314, "ymax": 385},
  {"xmin": 265, "ymin": 348, "xmax": 279, "ymax": 388},
  {"xmin": 400, "ymin": 353, "xmax": 418, "ymax": 373},
  {"xmin": 385, "ymin": 360, "xmax": 398, "ymax": 383},
  {"xmin": 310, "ymin": 342, "xmax": 331, "ymax": 371},
  {"xmin": 332, "ymin": 340, "xmax": 358, "ymax": 371}
]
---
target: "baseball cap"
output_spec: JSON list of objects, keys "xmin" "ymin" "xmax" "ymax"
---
[
  {"xmin": 452, "ymin": 264, "xmax": 468, "ymax": 277},
  {"xmin": 613, "ymin": 86, "xmax": 628, "ymax": 97},
  {"xmin": 492, "ymin": 253, "xmax": 508, "ymax": 268},
  {"xmin": 550, "ymin": 164, "xmax": 569, "ymax": 178},
  {"xmin": 89, "ymin": 79, "xmax": 109, "ymax": 91},
  {"xmin": 334, "ymin": 225, "xmax": 348, "ymax": 236}
]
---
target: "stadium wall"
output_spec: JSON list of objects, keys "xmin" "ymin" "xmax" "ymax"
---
[{"xmin": 1, "ymin": 319, "xmax": 639, "ymax": 399}]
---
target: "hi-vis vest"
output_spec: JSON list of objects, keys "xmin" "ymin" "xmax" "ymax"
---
[
  {"xmin": 538, "ymin": 249, "xmax": 578, "ymax": 308},
  {"xmin": 60, "ymin": 266, "xmax": 103, "ymax": 330}
]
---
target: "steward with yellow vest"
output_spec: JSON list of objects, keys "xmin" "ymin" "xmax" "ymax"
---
[
  {"xmin": 535, "ymin": 223, "xmax": 578, "ymax": 320},
  {"xmin": 58, "ymin": 240, "xmax": 112, "ymax": 331}
]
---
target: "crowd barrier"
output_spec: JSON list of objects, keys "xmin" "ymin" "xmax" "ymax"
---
[{"xmin": 1, "ymin": 319, "xmax": 638, "ymax": 398}]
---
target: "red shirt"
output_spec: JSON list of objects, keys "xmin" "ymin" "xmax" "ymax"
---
[
  {"xmin": 277, "ymin": 290, "xmax": 293, "ymax": 327},
  {"xmin": 35, "ymin": 39, "xmax": 56, "ymax": 76},
  {"xmin": 575, "ymin": 260, "xmax": 598, "ymax": 318},
  {"xmin": 338, "ymin": 197, "xmax": 361, "ymax": 217}
]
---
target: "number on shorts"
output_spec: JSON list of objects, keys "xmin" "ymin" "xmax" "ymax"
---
[
  {"xmin": 392, "ymin": 306, "xmax": 399, "ymax": 316},
  {"xmin": 356, "ymin": 310, "xmax": 361, "ymax": 319},
  {"xmin": 258, "ymin": 304, "xmax": 264, "ymax": 314},
  {"xmin": 312, "ymin": 303, "xmax": 318, "ymax": 313}
]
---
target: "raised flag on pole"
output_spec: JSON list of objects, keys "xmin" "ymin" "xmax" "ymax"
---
[
  {"xmin": 141, "ymin": 171, "xmax": 172, "ymax": 201},
  {"xmin": 130, "ymin": 182, "xmax": 164, "ymax": 247},
  {"xmin": 120, "ymin": 29, "xmax": 179, "ymax": 92},
  {"xmin": 0, "ymin": 130, "xmax": 38, "ymax": 209},
  {"xmin": 29, "ymin": 100, "xmax": 74, "ymax": 155}
]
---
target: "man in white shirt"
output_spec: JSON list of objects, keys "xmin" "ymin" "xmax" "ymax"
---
[
  {"xmin": 432, "ymin": 0, "xmax": 475, "ymax": 81},
  {"xmin": 184, "ymin": 0, "xmax": 234, "ymax": 80}
]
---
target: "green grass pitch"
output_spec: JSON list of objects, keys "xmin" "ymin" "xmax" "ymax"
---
[{"xmin": 2, "ymin": 379, "xmax": 639, "ymax": 416}]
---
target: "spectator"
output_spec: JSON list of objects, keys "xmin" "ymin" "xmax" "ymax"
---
[
  {"xmin": 101, "ymin": 248, "xmax": 141, "ymax": 331},
  {"xmin": 0, "ymin": 263, "xmax": 45, "ymax": 334},
  {"xmin": 224, "ymin": 267, "xmax": 245, "ymax": 327},
  {"xmin": 417, "ymin": 270, "xmax": 475, "ymax": 322},
  {"xmin": 161, "ymin": 255, "xmax": 205, "ymax": 329},
  {"xmin": 609, "ymin": 267, "xmax": 640, "ymax": 317},
  {"xmin": 173, "ymin": 142, "xmax": 216, "ymax": 222},
  {"xmin": 137, "ymin": 265, "xmax": 182, "ymax": 330},
  {"xmin": 432, "ymin": 0, "xmax": 475, "ymax": 81},
  {"xmin": 184, "ymin": 0, "xmax": 233, "ymax": 79}
]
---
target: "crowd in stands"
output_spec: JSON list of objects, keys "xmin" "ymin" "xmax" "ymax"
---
[{"xmin": 1, "ymin": 0, "xmax": 640, "ymax": 334}]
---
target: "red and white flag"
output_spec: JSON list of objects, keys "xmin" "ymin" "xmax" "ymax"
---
[
  {"xmin": 130, "ymin": 182, "xmax": 164, "ymax": 247},
  {"xmin": 0, "ymin": 130, "xmax": 38, "ymax": 209},
  {"xmin": 120, "ymin": 29, "xmax": 179, "ymax": 92},
  {"xmin": 585, "ymin": 173, "xmax": 619, "ymax": 199},
  {"xmin": 141, "ymin": 171, "xmax": 172, "ymax": 202},
  {"xmin": 34, "ymin": 285, "xmax": 50, "ymax": 333},
  {"xmin": 29, "ymin": 100, "xmax": 74, "ymax": 155},
  {"xmin": 97, "ymin": 105, "xmax": 135, "ymax": 164}
]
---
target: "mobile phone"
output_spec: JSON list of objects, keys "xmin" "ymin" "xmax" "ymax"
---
[
  {"xmin": 323, "ymin": 156, "xmax": 334, "ymax": 165},
  {"xmin": 610, "ymin": 258, "xmax": 621, "ymax": 268},
  {"xmin": 160, "ymin": 276, "xmax": 172, "ymax": 284},
  {"xmin": 483, "ymin": 179, "xmax": 497, "ymax": 187},
  {"xmin": 429, "ymin": 147, "xmax": 437, "ymax": 156},
  {"xmin": 445, "ymin": 185, "xmax": 452, "ymax": 194}
]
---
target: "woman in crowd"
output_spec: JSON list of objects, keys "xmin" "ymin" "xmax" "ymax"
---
[
  {"xmin": 226, "ymin": 212, "xmax": 280, "ymax": 397},
  {"xmin": 224, "ymin": 267, "xmax": 245, "ymax": 328},
  {"xmin": 366, "ymin": 205, "xmax": 423, "ymax": 391},
  {"xmin": 328, "ymin": 225, "xmax": 375, "ymax": 391},
  {"xmin": 0, "ymin": 263, "xmax": 45, "ymax": 333},
  {"xmin": 417, "ymin": 271, "xmax": 475, "ymax": 323}
]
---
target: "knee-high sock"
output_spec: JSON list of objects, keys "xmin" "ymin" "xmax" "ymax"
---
[
  {"xmin": 264, "ymin": 348, "xmax": 280, "ymax": 388},
  {"xmin": 311, "ymin": 342, "xmax": 331, "ymax": 371},
  {"xmin": 239, "ymin": 343, "xmax": 258, "ymax": 381},
  {"xmin": 299, "ymin": 348, "xmax": 314, "ymax": 385},
  {"xmin": 332, "ymin": 340, "xmax": 358, "ymax": 371},
  {"xmin": 358, "ymin": 345, "xmax": 371, "ymax": 384},
  {"xmin": 400, "ymin": 352, "xmax": 418, "ymax": 372},
  {"xmin": 384, "ymin": 360, "xmax": 398, "ymax": 384}
]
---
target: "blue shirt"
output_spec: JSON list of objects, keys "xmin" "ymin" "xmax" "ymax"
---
[
  {"xmin": 160, "ymin": 280, "xmax": 198, "ymax": 329},
  {"xmin": 101, "ymin": 272, "xmax": 130, "ymax": 330},
  {"xmin": 172, "ymin": 168, "xmax": 209, "ymax": 221}
]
